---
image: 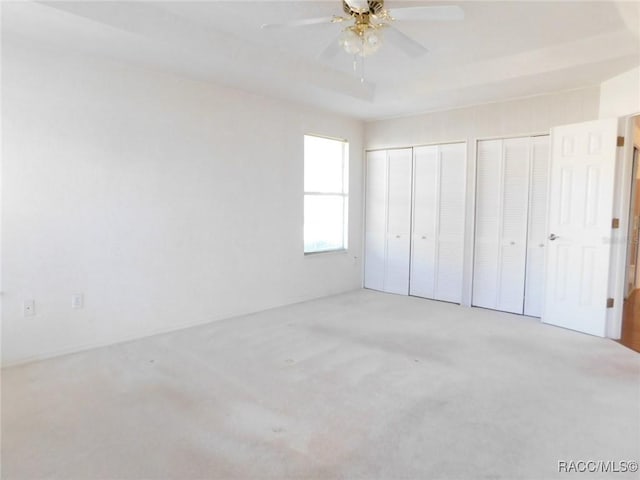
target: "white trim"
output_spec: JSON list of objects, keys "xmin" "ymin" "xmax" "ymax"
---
[
  {"xmin": 366, "ymin": 140, "xmax": 467, "ymax": 153},
  {"xmin": 361, "ymin": 145, "xmax": 367, "ymax": 288},
  {"xmin": 305, "ymin": 192, "xmax": 348, "ymax": 196},
  {"xmin": 304, "ymin": 132, "xmax": 349, "ymax": 143},
  {"xmin": 304, "ymin": 248, "xmax": 348, "ymax": 257}
]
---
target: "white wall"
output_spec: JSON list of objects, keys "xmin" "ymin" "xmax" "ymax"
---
[
  {"xmin": 1, "ymin": 40, "xmax": 364, "ymax": 366},
  {"xmin": 365, "ymin": 87, "xmax": 601, "ymax": 307},
  {"xmin": 599, "ymin": 67, "xmax": 640, "ymax": 119}
]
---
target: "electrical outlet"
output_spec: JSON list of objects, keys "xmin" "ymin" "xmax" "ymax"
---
[
  {"xmin": 23, "ymin": 300, "xmax": 35, "ymax": 317},
  {"xmin": 71, "ymin": 293, "xmax": 83, "ymax": 309}
]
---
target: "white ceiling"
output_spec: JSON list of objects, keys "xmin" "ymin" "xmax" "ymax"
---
[{"xmin": 3, "ymin": 1, "xmax": 640, "ymax": 120}]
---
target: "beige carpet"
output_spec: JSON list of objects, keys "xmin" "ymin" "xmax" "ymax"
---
[{"xmin": 2, "ymin": 289, "xmax": 639, "ymax": 479}]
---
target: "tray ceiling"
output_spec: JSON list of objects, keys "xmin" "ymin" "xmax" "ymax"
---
[{"xmin": 3, "ymin": 1, "xmax": 639, "ymax": 119}]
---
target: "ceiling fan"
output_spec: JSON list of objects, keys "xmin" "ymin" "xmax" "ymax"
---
[{"xmin": 261, "ymin": 1, "xmax": 464, "ymax": 60}]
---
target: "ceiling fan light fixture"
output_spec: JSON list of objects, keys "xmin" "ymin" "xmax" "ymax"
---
[
  {"xmin": 343, "ymin": 0, "xmax": 371, "ymax": 14},
  {"xmin": 339, "ymin": 26, "xmax": 383, "ymax": 57},
  {"xmin": 339, "ymin": 28, "xmax": 362, "ymax": 55},
  {"xmin": 363, "ymin": 28, "xmax": 383, "ymax": 55}
]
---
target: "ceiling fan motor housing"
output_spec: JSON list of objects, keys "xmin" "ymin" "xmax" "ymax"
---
[{"xmin": 343, "ymin": 0, "xmax": 385, "ymax": 17}]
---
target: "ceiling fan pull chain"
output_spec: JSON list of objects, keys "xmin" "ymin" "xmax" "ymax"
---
[{"xmin": 360, "ymin": 35, "xmax": 365, "ymax": 82}]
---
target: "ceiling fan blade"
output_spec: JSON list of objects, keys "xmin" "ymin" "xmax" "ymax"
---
[
  {"xmin": 318, "ymin": 34, "xmax": 343, "ymax": 61},
  {"xmin": 389, "ymin": 5, "xmax": 465, "ymax": 22},
  {"xmin": 261, "ymin": 16, "xmax": 346, "ymax": 29},
  {"xmin": 384, "ymin": 26, "xmax": 428, "ymax": 57}
]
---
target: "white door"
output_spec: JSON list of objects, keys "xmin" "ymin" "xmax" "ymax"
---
[
  {"xmin": 473, "ymin": 139, "xmax": 503, "ymax": 310},
  {"xmin": 410, "ymin": 143, "xmax": 466, "ymax": 303},
  {"xmin": 542, "ymin": 118, "xmax": 618, "ymax": 336},
  {"xmin": 435, "ymin": 143, "xmax": 466, "ymax": 302},
  {"xmin": 497, "ymin": 137, "xmax": 530, "ymax": 313},
  {"xmin": 473, "ymin": 138, "xmax": 530, "ymax": 314},
  {"xmin": 385, "ymin": 148, "xmax": 413, "ymax": 294},
  {"xmin": 410, "ymin": 146, "xmax": 438, "ymax": 298},
  {"xmin": 364, "ymin": 150, "xmax": 387, "ymax": 291},
  {"xmin": 524, "ymin": 136, "xmax": 550, "ymax": 317}
]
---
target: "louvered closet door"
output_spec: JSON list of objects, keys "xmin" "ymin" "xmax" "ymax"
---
[
  {"xmin": 473, "ymin": 140, "xmax": 502, "ymax": 309},
  {"xmin": 524, "ymin": 136, "xmax": 549, "ymax": 317},
  {"xmin": 410, "ymin": 146, "xmax": 439, "ymax": 298},
  {"xmin": 364, "ymin": 150, "xmax": 387, "ymax": 291},
  {"xmin": 410, "ymin": 143, "xmax": 466, "ymax": 303},
  {"xmin": 436, "ymin": 143, "xmax": 466, "ymax": 302},
  {"xmin": 497, "ymin": 137, "xmax": 530, "ymax": 313},
  {"xmin": 473, "ymin": 138, "xmax": 530, "ymax": 314},
  {"xmin": 384, "ymin": 149, "xmax": 413, "ymax": 294}
]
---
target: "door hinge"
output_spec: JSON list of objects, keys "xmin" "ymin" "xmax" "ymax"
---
[
  {"xmin": 606, "ymin": 298, "xmax": 614, "ymax": 308},
  {"xmin": 617, "ymin": 136, "xmax": 625, "ymax": 147},
  {"xmin": 612, "ymin": 218, "xmax": 620, "ymax": 229}
]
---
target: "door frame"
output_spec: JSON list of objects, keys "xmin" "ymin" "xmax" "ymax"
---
[
  {"xmin": 607, "ymin": 113, "xmax": 640, "ymax": 338},
  {"xmin": 624, "ymin": 147, "xmax": 639, "ymax": 298}
]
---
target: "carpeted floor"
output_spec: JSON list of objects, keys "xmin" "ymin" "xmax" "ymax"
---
[{"xmin": 2, "ymin": 289, "xmax": 639, "ymax": 479}]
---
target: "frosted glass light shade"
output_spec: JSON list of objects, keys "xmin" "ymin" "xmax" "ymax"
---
[{"xmin": 339, "ymin": 27, "xmax": 383, "ymax": 57}]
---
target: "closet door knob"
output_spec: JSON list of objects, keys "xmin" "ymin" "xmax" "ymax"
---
[
  {"xmin": 421, "ymin": 236, "xmax": 427, "ymax": 240},
  {"xmin": 549, "ymin": 233, "xmax": 558, "ymax": 241},
  {"xmin": 396, "ymin": 235, "xmax": 401, "ymax": 238}
]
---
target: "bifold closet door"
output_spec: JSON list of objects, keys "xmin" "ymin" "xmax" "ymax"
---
[
  {"xmin": 473, "ymin": 140, "xmax": 503, "ymax": 310},
  {"xmin": 364, "ymin": 150, "xmax": 387, "ymax": 291},
  {"xmin": 364, "ymin": 148, "xmax": 412, "ymax": 295},
  {"xmin": 410, "ymin": 146, "xmax": 438, "ymax": 298},
  {"xmin": 473, "ymin": 138, "xmax": 530, "ymax": 314},
  {"xmin": 410, "ymin": 143, "xmax": 466, "ymax": 303},
  {"xmin": 523, "ymin": 136, "xmax": 550, "ymax": 317},
  {"xmin": 385, "ymin": 149, "xmax": 412, "ymax": 294}
]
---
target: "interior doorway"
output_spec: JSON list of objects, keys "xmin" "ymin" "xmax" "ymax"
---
[{"xmin": 621, "ymin": 115, "xmax": 640, "ymax": 353}]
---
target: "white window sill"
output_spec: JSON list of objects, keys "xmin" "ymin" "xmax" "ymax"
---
[{"xmin": 304, "ymin": 249, "xmax": 348, "ymax": 257}]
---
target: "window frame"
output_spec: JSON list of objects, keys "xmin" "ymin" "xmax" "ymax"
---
[{"xmin": 303, "ymin": 134, "xmax": 349, "ymax": 255}]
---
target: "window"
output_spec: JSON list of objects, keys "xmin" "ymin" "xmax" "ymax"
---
[{"xmin": 304, "ymin": 135, "xmax": 349, "ymax": 254}]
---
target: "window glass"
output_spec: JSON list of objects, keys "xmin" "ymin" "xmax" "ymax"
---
[
  {"xmin": 303, "ymin": 135, "xmax": 349, "ymax": 254},
  {"xmin": 304, "ymin": 195, "xmax": 346, "ymax": 253},
  {"xmin": 304, "ymin": 135, "xmax": 345, "ymax": 193}
]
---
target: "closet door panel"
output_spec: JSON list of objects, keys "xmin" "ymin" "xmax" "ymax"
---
[
  {"xmin": 364, "ymin": 150, "xmax": 387, "ymax": 291},
  {"xmin": 410, "ymin": 146, "xmax": 438, "ymax": 298},
  {"xmin": 473, "ymin": 140, "xmax": 502, "ymax": 309},
  {"xmin": 385, "ymin": 149, "xmax": 412, "ymax": 294},
  {"xmin": 386, "ymin": 237, "xmax": 411, "ymax": 294},
  {"xmin": 473, "ymin": 242, "xmax": 500, "ymax": 307},
  {"xmin": 497, "ymin": 137, "xmax": 530, "ymax": 313},
  {"xmin": 387, "ymin": 149, "xmax": 413, "ymax": 234},
  {"xmin": 437, "ymin": 242, "xmax": 464, "ymax": 302},
  {"xmin": 498, "ymin": 246, "xmax": 527, "ymax": 313},
  {"xmin": 524, "ymin": 136, "xmax": 550, "ymax": 317},
  {"xmin": 436, "ymin": 143, "xmax": 466, "ymax": 303}
]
